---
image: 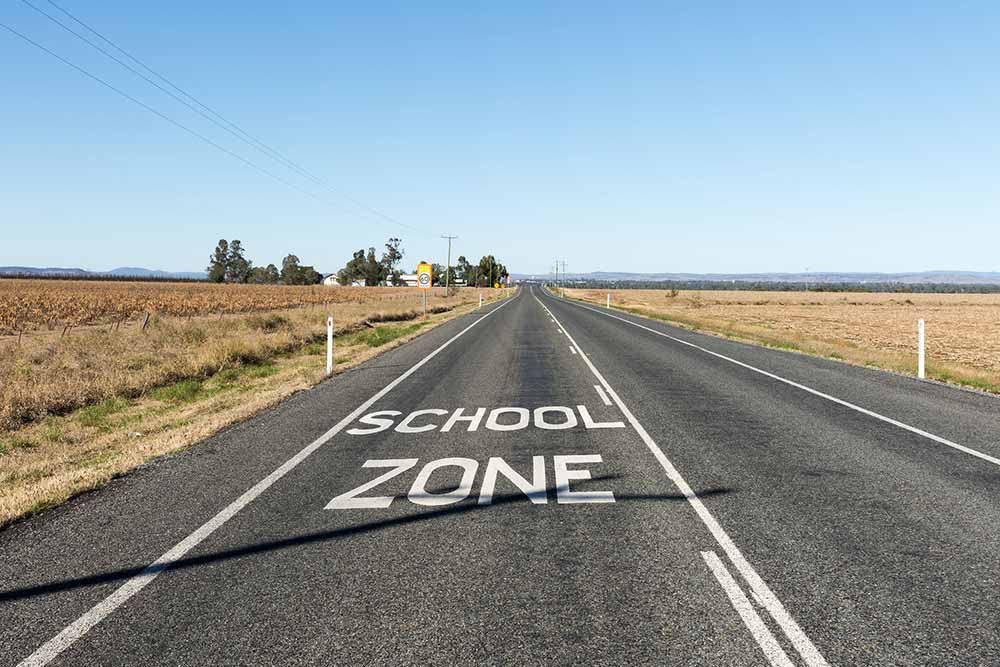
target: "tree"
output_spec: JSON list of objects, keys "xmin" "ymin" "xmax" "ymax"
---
[
  {"xmin": 280, "ymin": 254, "xmax": 322, "ymax": 285},
  {"xmin": 471, "ymin": 255, "xmax": 509, "ymax": 287},
  {"xmin": 225, "ymin": 240, "xmax": 252, "ymax": 283},
  {"xmin": 431, "ymin": 263, "xmax": 456, "ymax": 287},
  {"xmin": 281, "ymin": 254, "xmax": 303, "ymax": 285},
  {"xmin": 336, "ymin": 238, "xmax": 406, "ymax": 287},
  {"xmin": 381, "ymin": 238, "xmax": 404, "ymax": 275},
  {"xmin": 456, "ymin": 256, "xmax": 474, "ymax": 285},
  {"xmin": 362, "ymin": 247, "xmax": 384, "ymax": 286},
  {"xmin": 248, "ymin": 264, "xmax": 280, "ymax": 284},
  {"xmin": 477, "ymin": 255, "xmax": 496, "ymax": 287},
  {"xmin": 207, "ymin": 239, "xmax": 229, "ymax": 283},
  {"xmin": 301, "ymin": 266, "xmax": 322, "ymax": 284}
]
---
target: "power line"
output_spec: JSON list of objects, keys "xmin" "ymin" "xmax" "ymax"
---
[
  {"xmin": 1, "ymin": 21, "xmax": 328, "ymax": 204},
  {"xmin": 37, "ymin": 0, "xmax": 429, "ymax": 237},
  {"xmin": 9, "ymin": 3, "xmax": 432, "ymax": 237}
]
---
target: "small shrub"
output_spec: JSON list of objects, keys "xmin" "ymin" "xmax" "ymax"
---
[
  {"xmin": 366, "ymin": 311, "xmax": 418, "ymax": 324},
  {"xmin": 245, "ymin": 314, "xmax": 290, "ymax": 332}
]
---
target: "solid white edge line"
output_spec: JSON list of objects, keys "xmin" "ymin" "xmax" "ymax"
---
[
  {"xmin": 534, "ymin": 289, "xmax": 829, "ymax": 667},
  {"xmin": 593, "ymin": 384, "xmax": 613, "ymax": 406},
  {"xmin": 701, "ymin": 551, "xmax": 795, "ymax": 667},
  {"xmin": 17, "ymin": 292, "xmax": 519, "ymax": 667},
  {"xmin": 562, "ymin": 294, "xmax": 1000, "ymax": 468}
]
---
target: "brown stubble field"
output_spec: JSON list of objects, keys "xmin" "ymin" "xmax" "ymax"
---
[
  {"xmin": 0, "ymin": 279, "xmax": 508, "ymax": 525},
  {"xmin": 565, "ymin": 288, "xmax": 1000, "ymax": 391},
  {"xmin": 0, "ymin": 279, "xmax": 418, "ymax": 334}
]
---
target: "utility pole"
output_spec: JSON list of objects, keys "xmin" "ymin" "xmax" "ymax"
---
[{"xmin": 442, "ymin": 234, "xmax": 457, "ymax": 297}]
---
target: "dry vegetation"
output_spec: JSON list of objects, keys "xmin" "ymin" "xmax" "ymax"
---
[
  {"xmin": 0, "ymin": 279, "xmax": 416, "ymax": 334},
  {"xmin": 566, "ymin": 288, "xmax": 1000, "ymax": 391},
  {"xmin": 0, "ymin": 279, "xmax": 509, "ymax": 526}
]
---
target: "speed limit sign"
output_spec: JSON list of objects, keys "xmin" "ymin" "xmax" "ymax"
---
[{"xmin": 417, "ymin": 262, "xmax": 432, "ymax": 290}]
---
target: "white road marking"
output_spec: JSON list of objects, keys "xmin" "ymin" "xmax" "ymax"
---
[
  {"xmin": 594, "ymin": 384, "xmax": 613, "ymax": 406},
  {"xmin": 576, "ymin": 405, "xmax": 625, "ymax": 429},
  {"xmin": 701, "ymin": 551, "xmax": 795, "ymax": 667},
  {"xmin": 326, "ymin": 455, "xmax": 612, "ymax": 509},
  {"xmin": 408, "ymin": 457, "xmax": 479, "ymax": 506},
  {"xmin": 326, "ymin": 459, "xmax": 419, "ymax": 509},
  {"xmin": 553, "ymin": 454, "xmax": 615, "ymax": 504},
  {"xmin": 563, "ymin": 295, "xmax": 1000, "ymax": 469},
  {"xmin": 534, "ymin": 291, "xmax": 829, "ymax": 667},
  {"xmin": 569, "ymin": 345, "xmax": 578, "ymax": 355},
  {"xmin": 16, "ymin": 293, "xmax": 519, "ymax": 667}
]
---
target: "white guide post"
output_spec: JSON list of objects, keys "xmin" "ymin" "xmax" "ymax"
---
[
  {"xmin": 326, "ymin": 315, "xmax": 334, "ymax": 376},
  {"xmin": 607, "ymin": 293, "xmax": 610, "ymax": 308},
  {"xmin": 479, "ymin": 293, "xmax": 483, "ymax": 309},
  {"xmin": 918, "ymin": 319, "xmax": 926, "ymax": 379}
]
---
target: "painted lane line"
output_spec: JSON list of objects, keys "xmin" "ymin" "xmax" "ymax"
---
[
  {"xmin": 569, "ymin": 345, "xmax": 578, "ymax": 355},
  {"xmin": 594, "ymin": 384, "xmax": 613, "ymax": 406},
  {"xmin": 16, "ymin": 293, "xmax": 519, "ymax": 667},
  {"xmin": 701, "ymin": 551, "xmax": 795, "ymax": 667},
  {"xmin": 562, "ymin": 295, "xmax": 1000, "ymax": 469},
  {"xmin": 534, "ymin": 291, "xmax": 828, "ymax": 667}
]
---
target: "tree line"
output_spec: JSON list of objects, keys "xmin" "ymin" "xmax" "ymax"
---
[
  {"xmin": 206, "ymin": 237, "xmax": 512, "ymax": 287},
  {"xmin": 335, "ymin": 238, "xmax": 510, "ymax": 287},
  {"xmin": 206, "ymin": 240, "xmax": 322, "ymax": 285}
]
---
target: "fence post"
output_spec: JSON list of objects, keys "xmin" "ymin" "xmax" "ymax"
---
[
  {"xmin": 326, "ymin": 315, "xmax": 334, "ymax": 376},
  {"xmin": 918, "ymin": 319, "xmax": 925, "ymax": 379}
]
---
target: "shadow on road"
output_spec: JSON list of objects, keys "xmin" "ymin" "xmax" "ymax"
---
[{"xmin": 0, "ymin": 481, "xmax": 732, "ymax": 603}]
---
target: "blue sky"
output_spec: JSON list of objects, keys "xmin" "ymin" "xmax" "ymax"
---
[{"xmin": 3, "ymin": 1, "xmax": 999, "ymax": 275}]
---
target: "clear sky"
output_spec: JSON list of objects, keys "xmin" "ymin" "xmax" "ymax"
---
[{"xmin": 3, "ymin": 1, "xmax": 999, "ymax": 276}]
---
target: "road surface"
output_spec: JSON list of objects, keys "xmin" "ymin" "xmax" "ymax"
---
[{"xmin": 3, "ymin": 285, "xmax": 999, "ymax": 666}]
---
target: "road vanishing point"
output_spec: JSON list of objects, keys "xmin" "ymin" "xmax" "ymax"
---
[{"xmin": 3, "ymin": 286, "xmax": 1000, "ymax": 666}]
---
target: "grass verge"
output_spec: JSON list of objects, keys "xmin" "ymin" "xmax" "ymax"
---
[
  {"xmin": 0, "ymin": 291, "xmax": 511, "ymax": 528},
  {"xmin": 563, "ymin": 290, "xmax": 1000, "ymax": 395}
]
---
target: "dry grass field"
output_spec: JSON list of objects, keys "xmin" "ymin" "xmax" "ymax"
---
[
  {"xmin": 566, "ymin": 288, "xmax": 1000, "ymax": 391},
  {"xmin": 0, "ymin": 279, "xmax": 509, "ymax": 526},
  {"xmin": 0, "ymin": 279, "xmax": 419, "ymax": 334}
]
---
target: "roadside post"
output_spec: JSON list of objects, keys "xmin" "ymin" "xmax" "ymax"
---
[
  {"xmin": 479, "ymin": 292, "xmax": 483, "ymax": 309},
  {"xmin": 326, "ymin": 315, "xmax": 334, "ymax": 376},
  {"xmin": 918, "ymin": 319, "xmax": 926, "ymax": 379},
  {"xmin": 417, "ymin": 262, "xmax": 432, "ymax": 318},
  {"xmin": 607, "ymin": 293, "xmax": 610, "ymax": 309}
]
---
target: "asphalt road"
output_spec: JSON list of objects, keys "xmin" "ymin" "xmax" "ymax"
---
[{"xmin": 3, "ymin": 285, "xmax": 1000, "ymax": 666}]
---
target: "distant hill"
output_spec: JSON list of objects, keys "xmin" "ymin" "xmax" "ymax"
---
[
  {"xmin": 513, "ymin": 270, "xmax": 1000, "ymax": 285},
  {"xmin": 0, "ymin": 266, "xmax": 207, "ymax": 280}
]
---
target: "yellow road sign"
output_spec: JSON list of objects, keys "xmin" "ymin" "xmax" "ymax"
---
[{"xmin": 417, "ymin": 262, "xmax": 433, "ymax": 289}]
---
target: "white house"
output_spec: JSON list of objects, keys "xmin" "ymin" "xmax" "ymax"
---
[{"xmin": 322, "ymin": 274, "xmax": 367, "ymax": 287}]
